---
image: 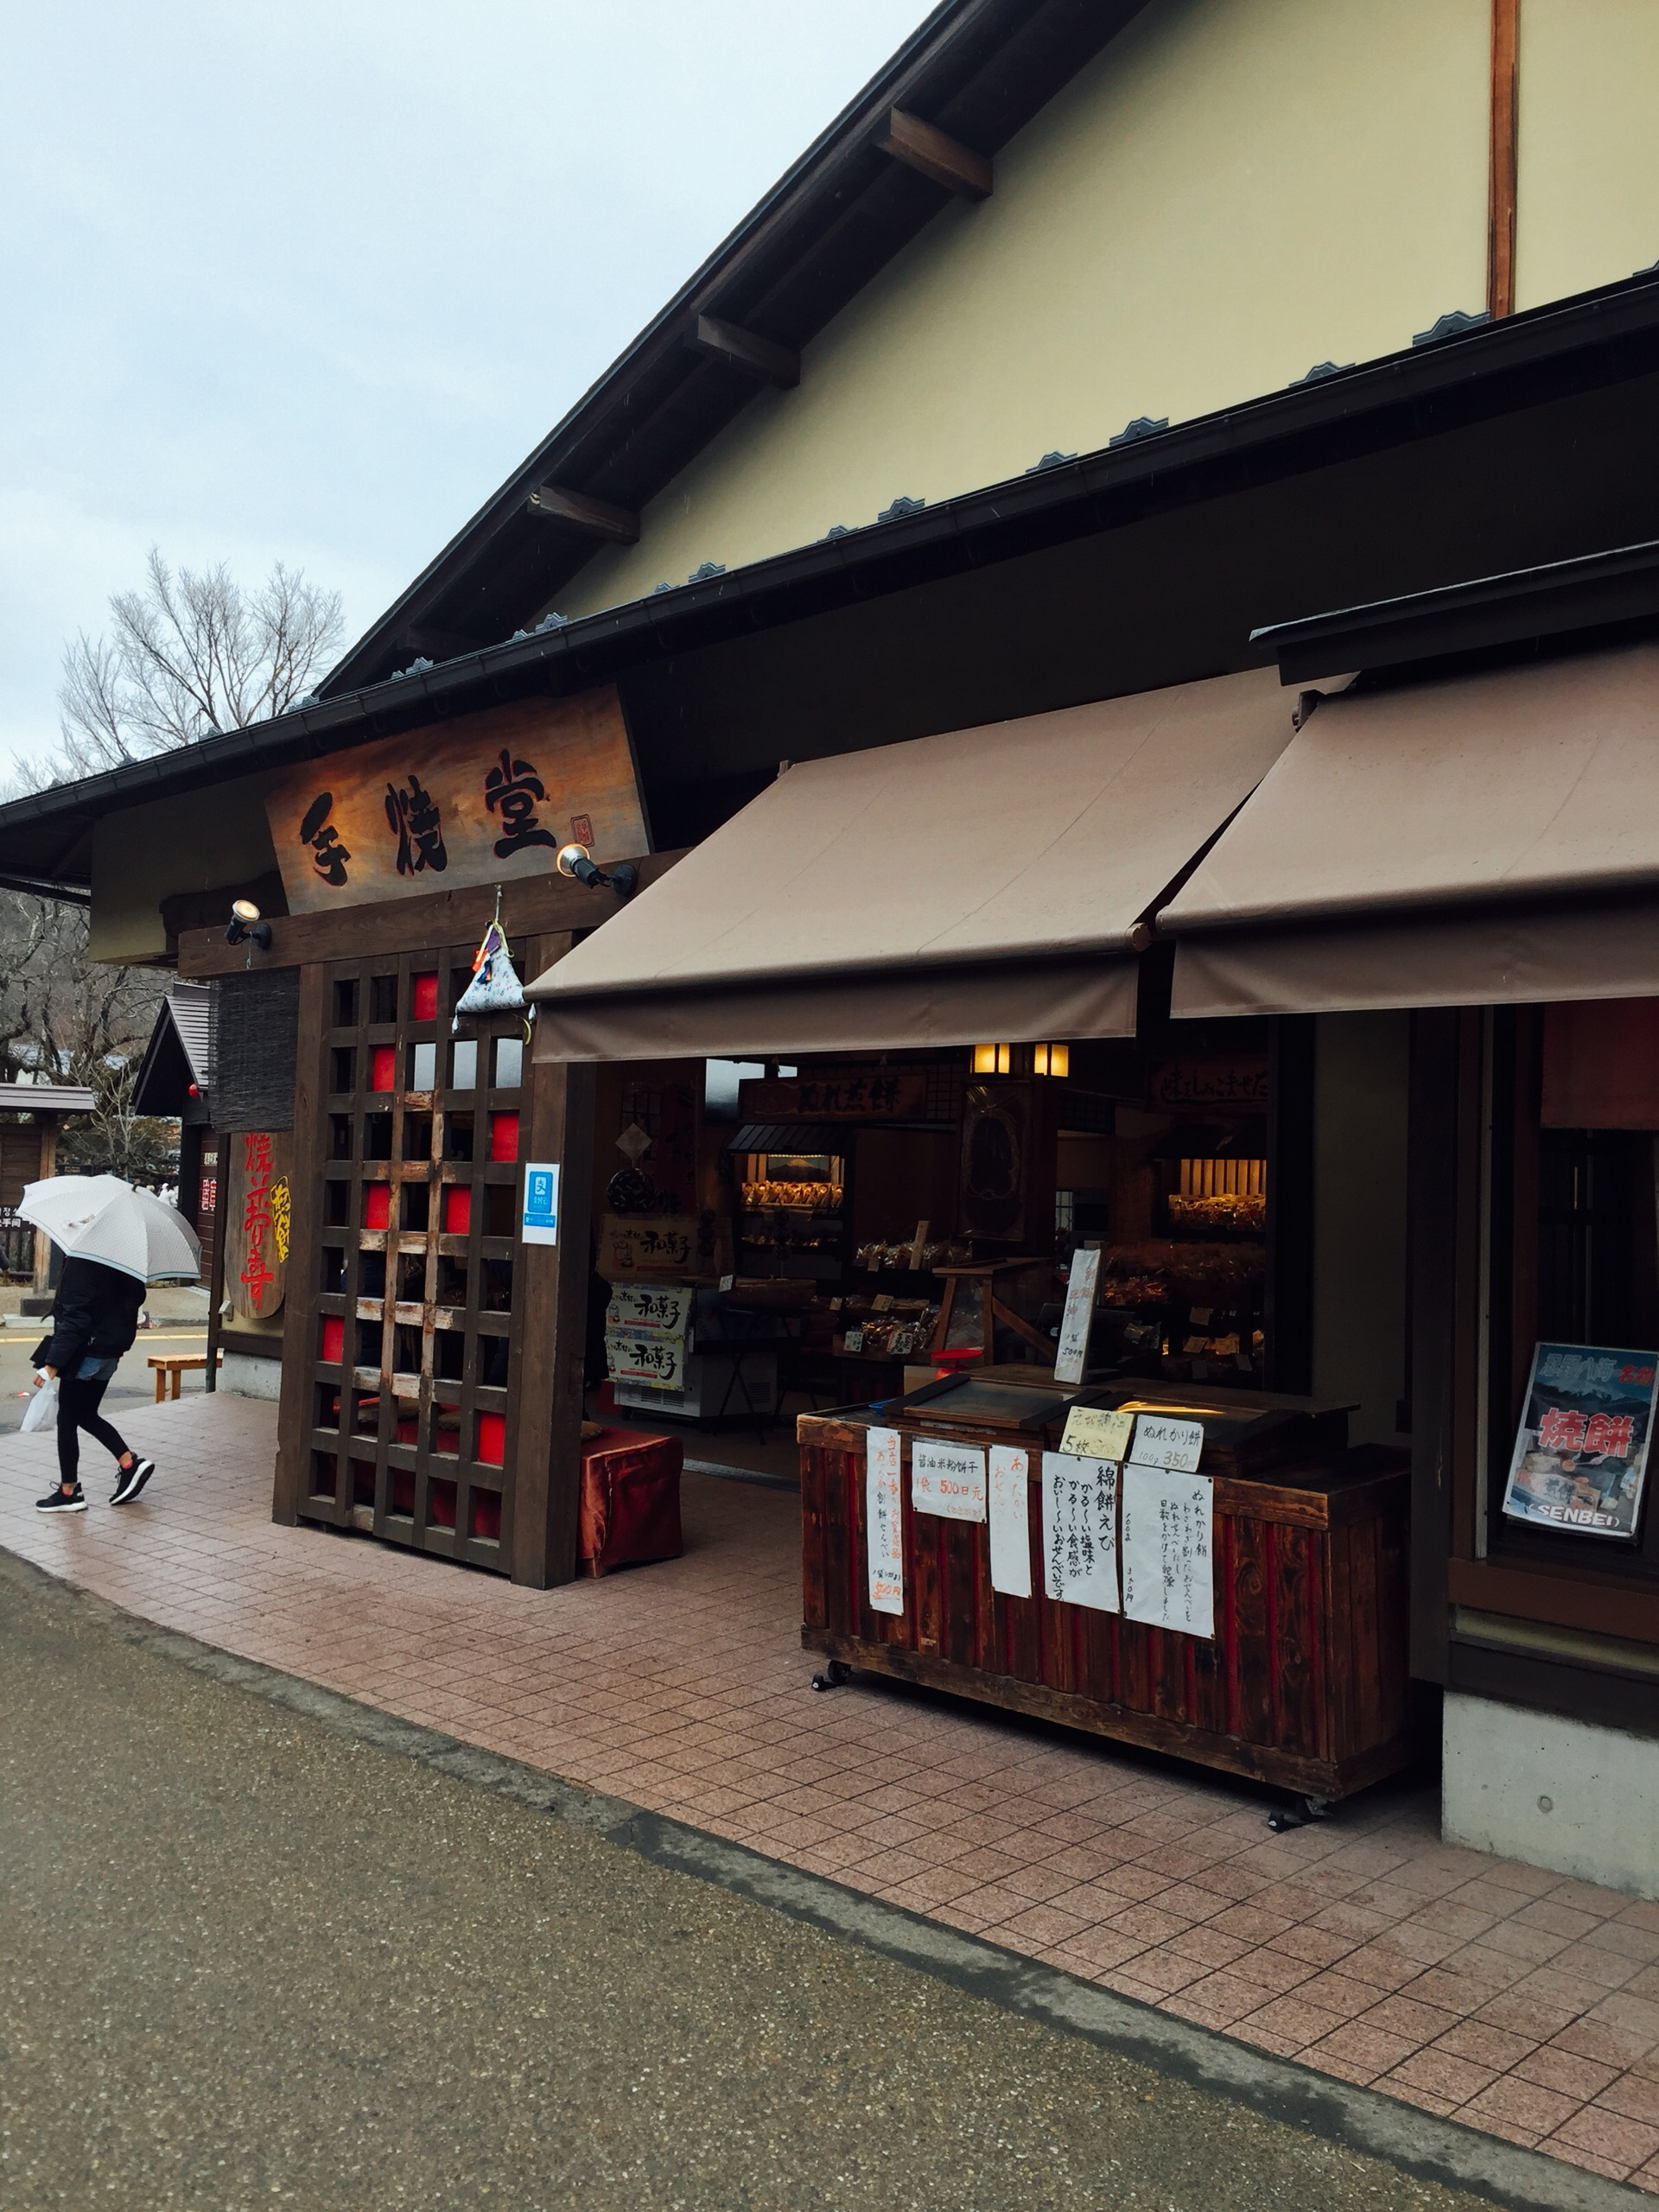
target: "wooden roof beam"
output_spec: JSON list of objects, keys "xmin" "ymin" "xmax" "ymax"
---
[
  {"xmin": 875, "ymin": 107, "xmax": 992, "ymax": 200},
  {"xmin": 690, "ymin": 313, "xmax": 799, "ymax": 388},
  {"xmin": 526, "ymin": 484, "xmax": 639, "ymax": 543}
]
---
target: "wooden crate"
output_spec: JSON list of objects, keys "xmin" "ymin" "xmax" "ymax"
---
[{"xmin": 799, "ymin": 1413, "xmax": 1414, "ymax": 1801}]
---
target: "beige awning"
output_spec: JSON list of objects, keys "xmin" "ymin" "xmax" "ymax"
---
[
  {"xmin": 530, "ymin": 668, "xmax": 1296, "ymax": 1061},
  {"xmin": 1166, "ymin": 643, "xmax": 1659, "ymax": 1016}
]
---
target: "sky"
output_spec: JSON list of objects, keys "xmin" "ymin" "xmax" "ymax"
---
[{"xmin": 0, "ymin": 0, "xmax": 927, "ymax": 776}]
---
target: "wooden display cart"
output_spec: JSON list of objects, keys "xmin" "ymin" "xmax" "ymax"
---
[{"xmin": 799, "ymin": 1373, "xmax": 1414, "ymax": 1811}]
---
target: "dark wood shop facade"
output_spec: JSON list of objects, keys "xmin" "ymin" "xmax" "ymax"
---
[{"xmin": 9, "ymin": 263, "xmax": 1659, "ymax": 1887}]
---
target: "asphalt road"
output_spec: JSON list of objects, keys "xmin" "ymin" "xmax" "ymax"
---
[
  {"xmin": 0, "ymin": 1560, "xmax": 1503, "ymax": 2212},
  {"xmin": 0, "ymin": 1323, "xmax": 210, "ymax": 1438}
]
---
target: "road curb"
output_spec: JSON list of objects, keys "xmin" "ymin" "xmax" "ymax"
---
[{"xmin": 3, "ymin": 1543, "xmax": 1645, "ymax": 2212}]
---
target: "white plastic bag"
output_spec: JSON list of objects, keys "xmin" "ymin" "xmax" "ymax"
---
[{"xmin": 21, "ymin": 1372, "xmax": 58, "ymax": 1434}]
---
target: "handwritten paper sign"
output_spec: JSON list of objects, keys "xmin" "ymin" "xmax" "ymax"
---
[
  {"xmin": 866, "ymin": 1427, "xmax": 906, "ymax": 1615},
  {"xmin": 1058, "ymin": 1405, "xmax": 1134, "ymax": 1463},
  {"xmin": 1122, "ymin": 1464, "xmax": 1214, "ymax": 1638},
  {"xmin": 1052, "ymin": 1247, "xmax": 1101, "ymax": 1387},
  {"xmin": 988, "ymin": 1446, "xmax": 1032, "ymax": 1597},
  {"xmin": 1041, "ymin": 1452, "xmax": 1120, "ymax": 1612},
  {"xmin": 911, "ymin": 1438, "xmax": 987, "ymax": 1522},
  {"xmin": 1129, "ymin": 1412, "xmax": 1205, "ymax": 1473}
]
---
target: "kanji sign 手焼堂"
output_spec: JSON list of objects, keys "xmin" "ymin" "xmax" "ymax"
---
[{"xmin": 265, "ymin": 688, "xmax": 647, "ymax": 913}]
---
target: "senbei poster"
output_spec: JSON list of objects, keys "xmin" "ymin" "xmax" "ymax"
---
[{"xmin": 1502, "ymin": 1342, "xmax": 1659, "ymax": 1541}]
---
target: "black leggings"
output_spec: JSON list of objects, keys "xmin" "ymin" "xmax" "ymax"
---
[{"xmin": 57, "ymin": 1374, "xmax": 130, "ymax": 1488}]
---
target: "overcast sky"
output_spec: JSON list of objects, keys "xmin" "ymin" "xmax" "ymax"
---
[{"xmin": 0, "ymin": 0, "xmax": 925, "ymax": 775}]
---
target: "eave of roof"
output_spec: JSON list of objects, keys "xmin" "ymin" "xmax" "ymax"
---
[
  {"xmin": 6, "ymin": 263, "xmax": 1659, "ymax": 893},
  {"xmin": 1254, "ymin": 537, "xmax": 1659, "ymax": 683},
  {"xmin": 321, "ymin": 0, "xmax": 1154, "ymax": 692}
]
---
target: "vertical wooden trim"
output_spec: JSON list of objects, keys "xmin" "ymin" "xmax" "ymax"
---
[
  {"xmin": 32, "ymin": 1117, "xmax": 60, "ymax": 1294},
  {"xmin": 204, "ymin": 1128, "xmax": 227, "ymax": 1394},
  {"xmin": 1488, "ymin": 0, "xmax": 1520, "ymax": 318},
  {"xmin": 509, "ymin": 933, "xmax": 597, "ymax": 1588},
  {"xmin": 272, "ymin": 963, "xmax": 328, "ymax": 1525}
]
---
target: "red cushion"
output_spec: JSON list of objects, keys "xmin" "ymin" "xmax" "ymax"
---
[
  {"xmin": 410, "ymin": 973, "xmax": 439, "ymax": 1022},
  {"xmin": 580, "ymin": 1427, "xmax": 683, "ymax": 1576}
]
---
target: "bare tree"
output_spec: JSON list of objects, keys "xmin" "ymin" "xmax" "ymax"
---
[
  {"xmin": 54, "ymin": 548, "xmax": 342, "ymax": 779},
  {"xmin": 0, "ymin": 893, "xmax": 172, "ymax": 1182}
]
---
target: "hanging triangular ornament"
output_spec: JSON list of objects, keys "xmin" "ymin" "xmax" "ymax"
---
[{"xmin": 452, "ymin": 899, "xmax": 524, "ymax": 1030}]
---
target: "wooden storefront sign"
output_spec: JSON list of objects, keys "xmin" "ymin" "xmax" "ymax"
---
[
  {"xmin": 264, "ymin": 686, "xmax": 647, "ymax": 915},
  {"xmin": 226, "ymin": 1129, "xmax": 291, "ymax": 1321},
  {"xmin": 1149, "ymin": 1058, "xmax": 1268, "ymax": 1109},
  {"xmin": 739, "ymin": 1071, "xmax": 930, "ymax": 1121}
]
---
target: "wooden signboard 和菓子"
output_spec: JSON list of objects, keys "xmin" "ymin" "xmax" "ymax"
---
[{"xmin": 264, "ymin": 684, "xmax": 648, "ymax": 914}]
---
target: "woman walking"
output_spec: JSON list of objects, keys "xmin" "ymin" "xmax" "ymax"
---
[{"xmin": 33, "ymin": 1253, "xmax": 156, "ymax": 1513}]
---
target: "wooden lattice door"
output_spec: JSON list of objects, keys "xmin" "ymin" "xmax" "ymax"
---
[{"xmin": 302, "ymin": 946, "xmax": 528, "ymax": 1570}]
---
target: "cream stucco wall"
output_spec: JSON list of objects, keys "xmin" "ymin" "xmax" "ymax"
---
[
  {"xmin": 560, "ymin": 0, "xmax": 1490, "ymax": 618},
  {"xmin": 1515, "ymin": 0, "xmax": 1659, "ymax": 311}
]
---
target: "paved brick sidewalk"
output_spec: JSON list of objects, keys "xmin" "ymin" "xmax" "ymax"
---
[{"xmin": 5, "ymin": 1396, "xmax": 1659, "ymax": 2191}]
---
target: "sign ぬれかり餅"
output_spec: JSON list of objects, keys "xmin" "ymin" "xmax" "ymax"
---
[
  {"xmin": 1503, "ymin": 1343, "xmax": 1658, "ymax": 1540},
  {"xmin": 265, "ymin": 687, "xmax": 647, "ymax": 914}
]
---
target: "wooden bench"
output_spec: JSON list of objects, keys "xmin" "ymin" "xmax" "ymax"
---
[{"xmin": 148, "ymin": 1352, "xmax": 222, "ymax": 1402}]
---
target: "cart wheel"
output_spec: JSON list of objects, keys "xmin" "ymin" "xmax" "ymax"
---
[
  {"xmin": 810, "ymin": 1661, "xmax": 852, "ymax": 1692},
  {"xmin": 1267, "ymin": 1793, "xmax": 1335, "ymax": 1833}
]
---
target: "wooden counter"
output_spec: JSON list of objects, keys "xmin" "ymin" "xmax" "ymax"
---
[{"xmin": 798, "ymin": 1400, "xmax": 1414, "ymax": 1803}]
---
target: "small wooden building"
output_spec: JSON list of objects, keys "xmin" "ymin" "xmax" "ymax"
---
[{"xmin": 0, "ymin": 1083, "xmax": 98, "ymax": 1294}]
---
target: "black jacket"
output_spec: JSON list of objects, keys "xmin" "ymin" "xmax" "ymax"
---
[{"xmin": 33, "ymin": 1256, "xmax": 146, "ymax": 1375}]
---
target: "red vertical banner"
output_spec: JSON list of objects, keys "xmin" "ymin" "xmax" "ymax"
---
[{"xmin": 227, "ymin": 1129, "xmax": 293, "ymax": 1321}]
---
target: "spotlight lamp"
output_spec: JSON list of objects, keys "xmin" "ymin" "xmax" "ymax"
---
[
  {"xmin": 225, "ymin": 899, "xmax": 272, "ymax": 950},
  {"xmin": 556, "ymin": 843, "xmax": 639, "ymax": 900}
]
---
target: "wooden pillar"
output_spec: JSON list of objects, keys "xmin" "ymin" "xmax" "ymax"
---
[
  {"xmin": 510, "ymin": 931, "xmax": 597, "ymax": 1589},
  {"xmin": 1407, "ymin": 1009, "xmax": 1484, "ymax": 1685},
  {"xmin": 1488, "ymin": 0, "xmax": 1519, "ymax": 319},
  {"xmin": 31, "ymin": 1116, "xmax": 60, "ymax": 1296},
  {"xmin": 272, "ymin": 965, "xmax": 328, "ymax": 1526},
  {"xmin": 1265, "ymin": 1015, "xmax": 1316, "ymax": 1395}
]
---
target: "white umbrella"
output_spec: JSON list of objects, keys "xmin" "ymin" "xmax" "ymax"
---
[{"xmin": 19, "ymin": 1174, "xmax": 202, "ymax": 1284}]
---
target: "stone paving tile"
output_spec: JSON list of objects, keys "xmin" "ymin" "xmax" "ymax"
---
[{"xmin": 6, "ymin": 1393, "xmax": 1659, "ymax": 2194}]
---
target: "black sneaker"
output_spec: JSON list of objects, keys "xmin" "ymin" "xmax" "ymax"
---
[
  {"xmin": 36, "ymin": 1484, "xmax": 87, "ymax": 1514},
  {"xmin": 111, "ymin": 1458, "xmax": 156, "ymax": 1507}
]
